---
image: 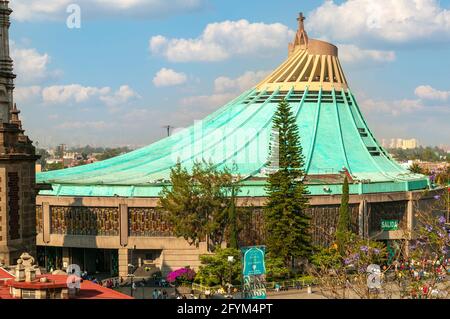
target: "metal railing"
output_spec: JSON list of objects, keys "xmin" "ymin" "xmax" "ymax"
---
[{"xmin": 192, "ymin": 278, "xmax": 317, "ymax": 293}]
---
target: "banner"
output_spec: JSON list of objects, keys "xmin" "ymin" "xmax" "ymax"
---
[{"xmin": 241, "ymin": 246, "xmax": 266, "ymax": 299}]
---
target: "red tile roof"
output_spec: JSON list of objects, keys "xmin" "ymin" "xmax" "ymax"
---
[{"xmin": 0, "ymin": 268, "xmax": 132, "ymax": 299}]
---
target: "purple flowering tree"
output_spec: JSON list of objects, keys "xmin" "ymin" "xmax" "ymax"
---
[
  {"xmin": 309, "ymin": 230, "xmax": 386, "ymax": 299},
  {"xmin": 166, "ymin": 267, "xmax": 196, "ymax": 286}
]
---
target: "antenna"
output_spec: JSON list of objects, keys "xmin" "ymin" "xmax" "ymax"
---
[{"xmin": 162, "ymin": 125, "xmax": 174, "ymax": 137}]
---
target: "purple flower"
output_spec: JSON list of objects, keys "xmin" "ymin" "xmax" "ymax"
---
[
  {"xmin": 373, "ymin": 248, "xmax": 380, "ymax": 255},
  {"xmin": 353, "ymin": 253, "xmax": 360, "ymax": 260},
  {"xmin": 166, "ymin": 267, "xmax": 196, "ymax": 283},
  {"xmin": 360, "ymin": 246, "xmax": 369, "ymax": 253},
  {"xmin": 344, "ymin": 258, "xmax": 352, "ymax": 265},
  {"xmin": 438, "ymin": 216, "xmax": 446, "ymax": 225},
  {"xmin": 425, "ymin": 225, "xmax": 433, "ymax": 232}
]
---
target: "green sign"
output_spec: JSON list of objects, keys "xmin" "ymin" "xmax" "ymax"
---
[
  {"xmin": 241, "ymin": 246, "xmax": 266, "ymax": 299},
  {"xmin": 381, "ymin": 219, "xmax": 399, "ymax": 231},
  {"xmin": 242, "ymin": 246, "xmax": 266, "ymax": 276}
]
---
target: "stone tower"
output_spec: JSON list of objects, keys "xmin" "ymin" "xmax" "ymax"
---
[{"xmin": 0, "ymin": 1, "xmax": 39, "ymax": 266}]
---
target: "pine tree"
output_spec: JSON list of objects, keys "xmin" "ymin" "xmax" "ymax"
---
[
  {"xmin": 227, "ymin": 185, "xmax": 239, "ymax": 249},
  {"xmin": 336, "ymin": 176, "xmax": 350, "ymax": 252},
  {"xmin": 264, "ymin": 100, "xmax": 312, "ymax": 267}
]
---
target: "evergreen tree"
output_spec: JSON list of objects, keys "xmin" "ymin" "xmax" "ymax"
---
[
  {"xmin": 336, "ymin": 176, "xmax": 350, "ymax": 252},
  {"xmin": 264, "ymin": 100, "xmax": 312, "ymax": 267},
  {"xmin": 227, "ymin": 185, "xmax": 239, "ymax": 249}
]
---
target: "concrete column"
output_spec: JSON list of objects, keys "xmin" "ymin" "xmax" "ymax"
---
[
  {"xmin": 42, "ymin": 202, "xmax": 50, "ymax": 244},
  {"xmin": 119, "ymin": 204, "xmax": 128, "ymax": 247},
  {"xmin": 118, "ymin": 248, "xmax": 129, "ymax": 278}
]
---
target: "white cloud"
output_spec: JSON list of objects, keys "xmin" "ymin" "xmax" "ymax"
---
[
  {"xmin": 42, "ymin": 84, "xmax": 111, "ymax": 104},
  {"xmin": 152, "ymin": 68, "xmax": 187, "ymax": 87},
  {"xmin": 56, "ymin": 121, "xmax": 113, "ymax": 130},
  {"xmin": 360, "ymin": 98, "xmax": 423, "ymax": 116},
  {"xmin": 11, "ymin": 0, "xmax": 206, "ymax": 21},
  {"xmin": 414, "ymin": 85, "xmax": 450, "ymax": 101},
  {"xmin": 100, "ymin": 85, "xmax": 140, "ymax": 106},
  {"xmin": 150, "ymin": 19, "xmax": 295, "ymax": 62},
  {"xmin": 308, "ymin": 0, "xmax": 450, "ymax": 43},
  {"xmin": 10, "ymin": 44, "xmax": 61, "ymax": 84},
  {"xmin": 40, "ymin": 83, "xmax": 140, "ymax": 108},
  {"xmin": 180, "ymin": 93, "xmax": 236, "ymax": 109},
  {"xmin": 14, "ymin": 86, "xmax": 42, "ymax": 104},
  {"xmin": 214, "ymin": 70, "xmax": 270, "ymax": 93},
  {"xmin": 338, "ymin": 44, "xmax": 396, "ymax": 63}
]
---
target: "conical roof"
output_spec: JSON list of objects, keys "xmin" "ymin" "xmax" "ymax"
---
[
  {"xmin": 37, "ymin": 14, "xmax": 429, "ymax": 197},
  {"xmin": 257, "ymin": 13, "xmax": 348, "ymax": 92}
]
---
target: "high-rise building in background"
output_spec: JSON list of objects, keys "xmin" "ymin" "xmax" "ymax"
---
[
  {"xmin": 381, "ymin": 138, "xmax": 419, "ymax": 150},
  {"xmin": 0, "ymin": 1, "xmax": 39, "ymax": 266}
]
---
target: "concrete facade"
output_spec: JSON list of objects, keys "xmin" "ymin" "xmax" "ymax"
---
[{"xmin": 34, "ymin": 188, "xmax": 441, "ymax": 277}]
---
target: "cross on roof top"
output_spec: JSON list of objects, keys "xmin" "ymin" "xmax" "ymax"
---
[{"xmin": 297, "ymin": 12, "xmax": 306, "ymax": 31}]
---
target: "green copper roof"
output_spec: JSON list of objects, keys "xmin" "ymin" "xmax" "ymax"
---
[{"xmin": 37, "ymin": 87, "xmax": 429, "ymax": 197}]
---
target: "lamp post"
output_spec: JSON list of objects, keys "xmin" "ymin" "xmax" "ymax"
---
[{"xmin": 227, "ymin": 256, "xmax": 235, "ymax": 297}]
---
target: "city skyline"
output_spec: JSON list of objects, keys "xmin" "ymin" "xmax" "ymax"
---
[{"xmin": 8, "ymin": 0, "xmax": 450, "ymax": 147}]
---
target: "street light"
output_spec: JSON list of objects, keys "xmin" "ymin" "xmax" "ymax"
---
[{"xmin": 227, "ymin": 256, "xmax": 235, "ymax": 297}]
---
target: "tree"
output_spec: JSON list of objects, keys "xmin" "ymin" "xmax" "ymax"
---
[
  {"xmin": 227, "ymin": 185, "xmax": 239, "ymax": 249},
  {"xmin": 159, "ymin": 161, "xmax": 241, "ymax": 250},
  {"xmin": 46, "ymin": 162, "xmax": 64, "ymax": 171},
  {"xmin": 36, "ymin": 148, "xmax": 50, "ymax": 169},
  {"xmin": 409, "ymin": 162, "xmax": 423, "ymax": 174},
  {"xmin": 195, "ymin": 248, "xmax": 242, "ymax": 287},
  {"xmin": 264, "ymin": 100, "xmax": 312, "ymax": 267},
  {"xmin": 336, "ymin": 176, "xmax": 351, "ymax": 251}
]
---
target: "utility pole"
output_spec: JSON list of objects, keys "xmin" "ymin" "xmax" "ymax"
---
[{"xmin": 163, "ymin": 125, "xmax": 173, "ymax": 137}]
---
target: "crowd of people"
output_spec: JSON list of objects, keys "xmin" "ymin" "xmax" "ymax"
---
[{"xmin": 390, "ymin": 257, "xmax": 449, "ymax": 299}]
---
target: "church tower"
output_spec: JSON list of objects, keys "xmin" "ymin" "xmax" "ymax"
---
[{"xmin": 0, "ymin": 1, "xmax": 39, "ymax": 266}]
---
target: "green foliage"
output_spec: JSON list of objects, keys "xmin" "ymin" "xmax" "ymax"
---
[
  {"xmin": 265, "ymin": 257, "xmax": 290, "ymax": 281},
  {"xmin": 227, "ymin": 185, "xmax": 239, "ymax": 249},
  {"xmin": 159, "ymin": 161, "xmax": 241, "ymax": 250},
  {"xmin": 409, "ymin": 162, "xmax": 424, "ymax": 174},
  {"xmin": 36, "ymin": 148, "xmax": 50, "ymax": 168},
  {"xmin": 311, "ymin": 246, "xmax": 341, "ymax": 271},
  {"xmin": 312, "ymin": 232, "xmax": 386, "ymax": 273},
  {"xmin": 336, "ymin": 177, "xmax": 351, "ymax": 251},
  {"xmin": 264, "ymin": 100, "xmax": 312, "ymax": 266},
  {"xmin": 389, "ymin": 146, "xmax": 448, "ymax": 163},
  {"xmin": 95, "ymin": 147, "xmax": 131, "ymax": 161},
  {"xmin": 45, "ymin": 162, "xmax": 64, "ymax": 171},
  {"xmin": 195, "ymin": 248, "xmax": 242, "ymax": 287}
]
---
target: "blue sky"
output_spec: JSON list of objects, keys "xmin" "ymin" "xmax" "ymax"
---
[{"xmin": 9, "ymin": 0, "xmax": 450, "ymax": 148}]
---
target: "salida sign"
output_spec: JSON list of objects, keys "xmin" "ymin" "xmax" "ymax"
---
[
  {"xmin": 381, "ymin": 219, "xmax": 399, "ymax": 231},
  {"xmin": 241, "ymin": 246, "xmax": 266, "ymax": 299}
]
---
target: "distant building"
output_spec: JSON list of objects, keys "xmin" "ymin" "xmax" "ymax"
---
[{"xmin": 382, "ymin": 138, "xmax": 419, "ymax": 150}]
